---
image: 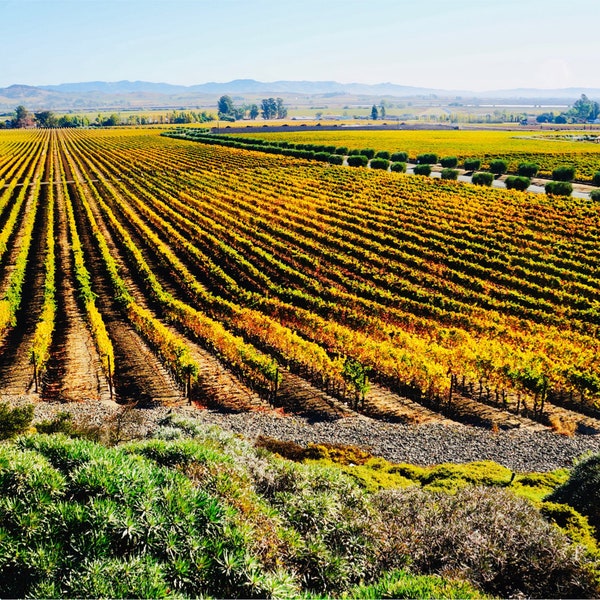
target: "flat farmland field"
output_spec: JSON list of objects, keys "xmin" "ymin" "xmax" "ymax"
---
[{"xmin": 0, "ymin": 127, "xmax": 599, "ymax": 432}]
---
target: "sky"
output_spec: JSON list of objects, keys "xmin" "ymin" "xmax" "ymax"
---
[{"xmin": 1, "ymin": 0, "xmax": 599, "ymax": 91}]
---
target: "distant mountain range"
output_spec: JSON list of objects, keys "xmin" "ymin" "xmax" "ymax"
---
[{"xmin": 0, "ymin": 79, "xmax": 598, "ymax": 112}]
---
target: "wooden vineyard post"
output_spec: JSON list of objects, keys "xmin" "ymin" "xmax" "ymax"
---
[
  {"xmin": 107, "ymin": 355, "xmax": 113, "ymax": 399},
  {"xmin": 187, "ymin": 369, "xmax": 192, "ymax": 405},
  {"xmin": 32, "ymin": 351, "xmax": 38, "ymax": 393}
]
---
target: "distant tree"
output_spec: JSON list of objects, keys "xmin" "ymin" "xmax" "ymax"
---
[
  {"xmin": 536, "ymin": 112, "xmax": 555, "ymax": 123},
  {"xmin": 34, "ymin": 111, "xmax": 57, "ymax": 128},
  {"xmin": 217, "ymin": 95, "xmax": 234, "ymax": 118},
  {"xmin": 379, "ymin": 101, "xmax": 386, "ymax": 119},
  {"xmin": 370, "ymin": 104, "xmax": 379, "ymax": 120},
  {"xmin": 12, "ymin": 105, "xmax": 34, "ymax": 128},
  {"xmin": 569, "ymin": 93, "xmax": 600, "ymax": 122},
  {"xmin": 554, "ymin": 114, "xmax": 567, "ymax": 124},
  {"xmin": 249, "ymin": 104, "xmax": 259, "ymax": 120},
  {"xmin": 276, "ymin": 97, "xmax": 287, "ymax": 119},
  {"xmin": 261, "ymin": 97, "xmax": 277, "ymax": 120}
]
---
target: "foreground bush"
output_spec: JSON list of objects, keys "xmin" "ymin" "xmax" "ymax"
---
[
  {"xmin": 370, "ymin": 158, "xmax": 390, "ymax": 170},
  {"xmin": 518, "ymin": 161, "xmax": 539, "ymax": 177},
  {"xmin": 590, "ymin": 189, "xmax": 600, "ymax": 201},
  {"xmin": 391, "ymin": 151, "xmax": 409, "ymax": 162},
  {"xmin": 440, "ymin": 156, "xmax": 458, "ymax": 168},
  {"xmin": 505, "ymin": 175, "xmax": 531, "ymax": 191},
  {"xmin": 552, "ymin": 165, "xmax": 576, "ymax": 181},
  {"xmin": 546, "ymin": 181, "xmax": 573, "ymax": 196},
  {"xmin": 347, "ymin": 155, "xmax": 369, "ymax": 167},
  {"xmin": 390, "ymin": 161, "xmax": 407, "ymax": 173},
  {"xmin": 547, "ymin": 453, "xmax": 600, "ymax": 534},
  {"xmin": 463, "ymin": 157, "xmax": 481, "ymax": 171},
  {"xmin": 441, "ymin": 168, "xmax": 459, "ymax": 180},
  {"xmin": 472, "ymin": 171, "xmax": 494, "ymax": 186},
  {"xmin": 489, "ymin": 159, "xmax": 508, "ymax": 175},
  {"xmin": 416, "ymin": 152, "xmax": 437, "ymax": 164},
  {"xmin": 0, "ymin": 435, "xmax": 296, "ymax": 599},
  {"xmin": 0, "ymin": 402, "xmax": 33, "ymax": 439},
  {"xmin": 413, "ymin": 164, "xmax": 432, "ymax": 176},
  {"xmin": 373, "ymin": 486, "xmax": 598, "ymax": 598}
]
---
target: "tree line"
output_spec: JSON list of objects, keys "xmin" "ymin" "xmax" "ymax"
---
[
  {"xmin": 217, "ymin": 95, "xmax": 287, "ymax": 121},
  {"xmin": 1, "ymin": 105, "xmax": 214, "ymax": 129},
  {"xmin": 536, "ymin": 94, "xmax": 600, "ymax": 124}
]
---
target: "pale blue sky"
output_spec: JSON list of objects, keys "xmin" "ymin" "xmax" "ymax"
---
[{"xmin": 1, "ymin": 0, "xmax": 598, "ymax": 91}]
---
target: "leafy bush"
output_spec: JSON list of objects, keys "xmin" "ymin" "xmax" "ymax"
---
[
  {"xmin": 590, "ymin": 189, "xmax": 600, "ymax": 201},
  {"xmin": 390, "ymin": 161, "xmax": 407, "ymax": 173},
  {"xmin": 2, "ymin": 434, "xmax": 290, "ymax": 599},
  {"xmin": 372, "ymin": 486, "xmax": 598, "ymax": 598},
  {"xmin": 413, "ymin": 164, "xmax": 432, "ymax": 176},
  {"xmin": 314, "ymin": 151, "xmax": 330, "ymax": 162},
  {"xmin": 370, "ymin": 158, "xmax": 390, "ymax": 170},
  {"xmin": 545, "ymin": 181, "xmax": 573, "ymax": 196},
  {"xmin": 441, "ymin": 168, "xmax": 459, "ymax": 180},
  {"xmin": 391, "ymin": 151, "xmax": 409, "ymax": 162},
  {"xmin": 463, "ymin": 157, "xmax": 481, "ymax": 171},
  {"xmin": 360, "ymin": 148, "xmax": 375, "ymax": 159},
  {"xmin": 0, "ymin": 402, "xmax": 33, "ymax": 439},
  {"xmin": 375, "ymin": 150, "xmax": 390, "ymax": 160},
  {"xmin": 504, "ymin": 175, "xmax": 531, "ymax": 191},
  {"xmin": 472, "ymin": 171, "xmax": 494, "ymax": 186},
  {"xmin": 347, "ymin": 569, "xmax": 485, "ymax": 599},
  {"xmin": 489, "ymin": 159, "xmax": 508, "ymax": 175},
  {"xmin": 552, "ymin": 165, "xmax": 576, "ymax": 181},
  {"xmin": 518, "ymin": 162, "xmax": 539, "ymax": 177},
  {"xmin": 547, "ymin": 453, "xmax": 600, "ymax": 534},
  {"xmin": 327, "ymin": 154, "xmax": 344, "ymax": 165},
  {"xmin": 416, "ymin": 153, "xmax": 437, "ymax": 164},
  {"xmin": 347, "ymin": 155, "xmax": 369, "ymax": 167},
  {"xmin": 440, "ymin": 156, "xmax": 458, "ymax": 168},
  {"xmin": 335, "ymin": 146, "xmax": 348, "ymax": 155}
]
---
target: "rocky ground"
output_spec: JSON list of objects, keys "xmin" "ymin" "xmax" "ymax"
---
[{"xmin": 9, "ymin": 395, "xmax": 600, "ymax": 473}]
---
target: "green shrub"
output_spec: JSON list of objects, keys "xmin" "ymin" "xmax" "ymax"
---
[
  {"xmin": 441, "ymin": 168, "xmax": 459, "ymax": 180},
  {"xmin": 347, "ymin": 148, "xmax": 362, "ymax": 156},
  {"xmin": 440, "ymin": 156, "xmax": 458, "ymax": 168},
  {"xmin": 552, "ymin": 165, "xmax": 576, "ymax": 181},
  {"xmin": 416, "ymin": 152, "xmax": 437, "ymax": 164},
  {"xmin": 489, "ymin": 159, "xmax": 508, "ymax": 175},
  {"xmin": 0, "ymin": 402, "xmax": 33, "ymax": 439},
  {"xmin": 360, "ymin": 148, "xmax": 375, "ymax": 159},
  {"xmin": 505, "ymin": 175, "xmax": 531, "ymax": 191},
  {"xmin": 391, "ymin": 151, "xmax": 409, "ymax": 162},
  {"xmin": 390, "ymin": 161, "xmax": 407, "ymax": 173},
  {"xmin": 335, "ymin": 146, "xmax": 348, "ymax": 155},
  {"xmin": 471, "ymin": 171, "xmax": 494, "ymax": 186},
  {"xmin": 540, "ymin": 501, "xmax": 598, "ymax": 553},
  {"xmin": 373, "ymin": 486, "xmax": 598, "ymax": 598},
  {"xmin": 463, "ymin": 157, "xmax": 481, "ymax": 171},
  {"xmin": 314, "ymin": 151, "xmax": 330, "ymax": 162},
  {"xmin": 347, "ymin": 569, "xmax": 485, "ymax": 599},
  {"xmin": 547, "ymin": 453, "xmax": 600, "ymax": 534},
  {"xmin": 370, "ymin": 158, "xmax": 390, "ymax": 170},
  {"xmin": 375, "ymin": 150, "xmax": 390, "ymax": 160},
  {"xmin": 518, "ymin": 162, "xmax": 539, "ymax": 177},
  {"xmin": 590, "ymin": 189, "xmax": 600, "ymax": 201},
  {"xmin": 328, "ymin": 154, "xmax": 344, "ymax": 165},
  {"xmin": 413, "ymin": 164, "xmax": 431, "ymax": 176},
  {"xmin": 347, "ymin": 155, "xmax": 369, "ymax": 167},
  {"xmin": 545, "ymin": 181, "xmax": 573, "ymax": 196}
]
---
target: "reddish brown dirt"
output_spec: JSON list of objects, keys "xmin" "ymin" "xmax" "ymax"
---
[{"xmin": 43, "ymin": 142, "xmax": 112, "ymax": 403}]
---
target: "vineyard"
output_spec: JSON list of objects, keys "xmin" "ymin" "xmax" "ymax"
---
[
  {"xmin": 0, "ymin": 127, "xmax": 599, "ymax": 431},
  {"xmin": 241, "ymin": 129, "xmax": 600, "ymax": 182}
]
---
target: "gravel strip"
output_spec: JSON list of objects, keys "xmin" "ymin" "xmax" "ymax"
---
[{"xmin": 9, "ymin": 397, "xmax": 600, "ymax": 472}]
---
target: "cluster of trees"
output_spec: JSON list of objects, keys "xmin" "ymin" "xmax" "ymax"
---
[
  {"xmin": 1, "ymin": 105, "xmax": 213, "ymax": 129},
  {"xmin": 536, "ymin": 94, "xmax": 600, "ymax": 124},
  {"xmin": 217, "ymin": 95, "xmax": 287, "ymax": 121},
  {"xmin": 370, "ymin": 101, "xmax": 387, "ymax": 120}
]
